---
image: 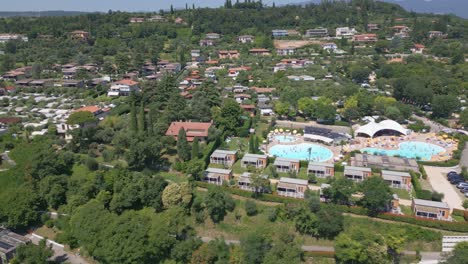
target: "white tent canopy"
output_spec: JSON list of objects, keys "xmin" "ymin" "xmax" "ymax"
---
[{"xmin": 356, "ymin": 120, "xmax": 407, "ymax": 138}]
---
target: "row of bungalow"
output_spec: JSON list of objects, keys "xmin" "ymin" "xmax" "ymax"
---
[{"xmin": 202, "ymin": 159, "xmax": 449, "ymax": 220}]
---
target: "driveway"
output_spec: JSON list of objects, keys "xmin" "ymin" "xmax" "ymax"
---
[
  {"xmin": 27, "ymin": 233, "xmax": 89, "ymax": 264},
  {"xmin": 423, "ymin": 166, "xmax": 464, "ymax": 210}
]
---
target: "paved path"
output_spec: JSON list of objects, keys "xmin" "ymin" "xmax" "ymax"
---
[
  {"xmin": 201, "ymin": 237, "xmax": 441, "ymax": 261},
  {"xmin": 460, "ymin": 142, "xmax": 468, "ymax": 168},
  {"xmin": 411, "ymin": 115, "xmax": 451, "ymax": 134},
  {"xmin": 424, "ymin": 166, "xmax": 464, "ymax": 210},
  {"xmin": 27, "ymin": 233, "xmax": 89, "ymax": 264},
  {"xmin": 275, "ymin": 120, "xmax": 350, "ymax": 134}
]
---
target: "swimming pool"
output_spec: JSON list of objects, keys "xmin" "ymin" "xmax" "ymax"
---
[
  {"xmin": 272, "ymin": 135, "xmax": 297, "ymax": 143},
  {"xmin": 361, "ymin": 141, "xmax": 445, "ymax": 161},
  {"xmin": 269, "ymin": 143, "xmax": 333, "ymax": 161}
]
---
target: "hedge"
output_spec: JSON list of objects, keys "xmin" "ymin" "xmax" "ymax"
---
[
  {"xmin": 195, "ymin": 182, "xmax": 468, "ymax": 232},
  {"xmin": 452, "ymin": 209, "xmax": 468, "ymax": 221},
  {"xmin": 377, "ymin": 213, "xmax": 468, "ymax": 232},
  {"xmin": 303, "ymin": 251, "xmax": 335, "ymax": 258},
  {"xmin": 195, "ymin": 181, "xmax": 309, "ymax": 204}
]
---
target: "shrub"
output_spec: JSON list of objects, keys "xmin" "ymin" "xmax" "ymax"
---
[
  {"xmin": 245, "ymin": 200, "xmax": 258, "ymax": 216},
  {"xmin": 266, "ymin": 207, "xmax": 278, "ymax": 222},
  {"xmin": 463, "ymin": 200, "xmax": 468, "ymax": 210},
  {"xmin": 85, "ymin": 157, "xmax": 98, "ymax": 171}
]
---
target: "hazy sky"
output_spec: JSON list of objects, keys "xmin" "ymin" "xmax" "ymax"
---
[{"xmin": 0, "ymin": 0, "xmax": 304, "ymax": 12}]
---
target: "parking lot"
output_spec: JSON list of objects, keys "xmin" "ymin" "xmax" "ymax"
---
[{"xmin": 424, "ymin": 166, "xmax": 464, "ymax": 210}]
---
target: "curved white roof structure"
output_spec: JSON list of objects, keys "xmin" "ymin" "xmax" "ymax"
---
[{"xmin": 356, "ymin": 120, "xmax": 407, "ymax": 138}]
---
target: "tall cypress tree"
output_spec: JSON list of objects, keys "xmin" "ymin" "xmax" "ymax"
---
[
  {"xmin": 192, "ymin": 137, "xmax": 200, "ymax": 159},
  {"xmin": 130, "ymin": 103, "xmax": 138, "ymax": 133},
  {"xmin": 249, "ymin": 136, "xmax": 255, "ymax": 153},
  {"xmin": 138, "ymin": 104, "xmax": 145, "ymax": 133},
  {"xmin": 147, "ymin": 107, "xmax": 154, "ymax": 136},
  {"xmin": 253, "ymin": 135, "xmax": 259, "ymax": 154},
  {"xmin": 177, "ymin": 128, "xmax": 191, "ymax": 161}
]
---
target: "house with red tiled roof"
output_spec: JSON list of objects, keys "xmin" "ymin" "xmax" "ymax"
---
[
  {"xmin": 228, "ymin": 66, "xmax": 251, "ymax": 78},
  {"xmin": 218, "ymin": 50, "xmax": 240, "ymax": 60},
  {"xmin": 165, "ymin": 121, "xmax": 213, "ymax": 142},
  {"xmin": 240, "ymin": 104, "xmax": 256, "ymax": 116},
  {"xmin": 411, "ymin": 44, "xmax": 425, "ymax": 54},
  {"xmin": 108, "ymin": 80, "xmax": 140, "ymax": 97},
  {"xmin": 75, "ymin": 106, "xmax": 102, "ymax": 116},
  {"xmin": 353, "ymin": 34, "xmax": 378, "ymax": 43},
  {"xmin": 249, "ymin": 48, "xmax": 271, "ymax": 56}
]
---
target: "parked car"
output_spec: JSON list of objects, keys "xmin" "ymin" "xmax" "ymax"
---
[
  {"xmin": 460, "ymin": 187, "xmax": 468, "ymax": 193},
  {"xmin": 456, "ymin": 182, "xmax": 468, "ymax": 189},
  {"xmin": 465, "ymin": 192, "xmax": 468, "ymax": 198},
  {"xmin": 448, "ymin": 171, "xmax": 458, "ymax": 177},
  {"xmin": 450, "ymin": 177, "xmax": 464, "ymax": 184},
  {"xmin": 448, "ymin": 173, "xmax": 460, "ymax": 179}
]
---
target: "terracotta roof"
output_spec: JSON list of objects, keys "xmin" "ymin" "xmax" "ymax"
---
[
  {"xmin": 165, "ymin": 121, "xmax": 213, "ymax": 141},
  {"xmin": 240, "ymin": 104, "xmax": 255, "ymax": 109},
  {"xmin": 115, "ymin": 79, "xmax": 139, "ymax": 86},
  {"xmin": 75, "ymin": 106, "xmax": 101, "ymax": 114},
  {"xmin": 252, "ymin": 87, "xmax": 275, "ymax": 93},
  {"xmin": 0, "ymin": 117, "xmax": 21, "ymax": 124},
  {"xmin": 414, "ymin": 44, "xmax": 425, "ymax": 49}
]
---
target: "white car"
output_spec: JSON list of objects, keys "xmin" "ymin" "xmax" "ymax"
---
[{"xmin": 465, "ymin": 192, "xmax": 468, "ymax": 198}]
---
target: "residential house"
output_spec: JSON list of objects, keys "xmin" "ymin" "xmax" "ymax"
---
[
  {"xmin": 108, "ymin": 80, "xmax": 139, "ymax": 96},
  {"xmin": 237, "ymin": 35, "xmax": 255, "ymax": 44},
  {"xmin": 240, "ymin": 104, "xmax": 256, "ymax": 117},
  {"xmin": 199, "ymin": 39, "xmax": 216, "ymax": 46},
  {"xmin": 335, "ymin": 27, "xmax": 357, "ymax": 38},
  {"xmin": 165, "ymin": 121, "xmax": 213, "ymax": 142},
  {"xmin": 344, "ymin": 166, "xmax": 372, "ymax": 182},
  {"xmin": 203, "ymin": 168, "xmax": 232, "ymax": 186},
  {"xmin": 276, "ymin": 47, "xmax": 296, "ymax": 56},
  {"xmin": 274, "ymin": 157, "xmax": 300, "ymax": 173},
  {"xmin": 205, "ymin": 33, "xmax": 221, "ymax": 39},
  {"xmin": 228, "ymin": 66, "xmax": 251, "ymax": 78},
  {"xmin": 305, "ymin": 28, "xmax": 328, "ymax": 37},
  {"xmin": 307, "ymin": 162, "xmax": 334, "ymax": 178},
  {"xmin": 75, "ymin": 105, "xmax": 103, "ymax": 116},
  {"xmin": 241, "ymin": 153, "xmax": 268, "ymax": 169},
  {"xmin": 0, "ymin": 34, "xmax": 28, "ymax": 43},
  {"xmin": 252, "ymin": 87, "xmax": 276, "ymax": 94},
  {"xmin": 249, "ymin": 48, "xmax": 271, "ymax": 56},
  {"xmin": 0, "ymin": 228, "xmax": 30, "ymax": 264},
  {"xmin": 353, "ymin": 34, "xmax": 378, "ymax": 43},
  {"xmin": 218, "ymin": 50, "xmax": 240, "ymax": 60},
  {"xmin": 272, "ymin": 29, "xmax": 288, "ymax": 37},
  {"xmin": 63, "ymin": 79, "xmax": 85, "ymax": 88},
  {"xmin": 210, "ymin": 149, "xmax": 237, "ymax": 167},
  {"xmin": 148, "ymin": 15, "xmax": 166, "ymax": 22},
  {"xmin": 238, "ymin": 172, "xmax": 269, "ymax": 192},
  {"xmin": 130, "ymin": 17, "xmax": 145, "ymax": 23},
  {"xmin": 277, "ymin": 177, "xmax": 308, "ymax": 199},
  {"xmin": 69, "ymin": 30, "xmax": 89, "ymax": 40},
  {"xmin": 412, "ymin": 199, "xmax": 451, "ymax": 221},
  {"xmin": 428, "ymin": 31, "xmax": 445, "ymax": 38},
  {"xmin": 234, "ymin": 93, "xmax": 251, "ymax": 103},
  {"xmin": 367, "ymin": 24, "xmax": 379, "ymax": 31},
  {"xmin": 3, "ymin": 71, "xmax": 25, "ymax": 81},
  {"xmin": 391, "ymin": 25, "xmax": 410, "ymax": 38},
  {"xmin": 411, "ymin": 44, "xmax": 425, "ymax": 54},
  {"xmin": 258, "ymin": 102, "xmax": 274, "ymax": 116},
  {"xmin": 191, "ymin": 49, "xmax": 201, "ymax": 60},
  {"xmin": 381, "ymin": 170, "xmax": 412, "ymax": 190},
  {"xmin": 321, "ymin": 42, "xmax": 338, "ymax": 51}
]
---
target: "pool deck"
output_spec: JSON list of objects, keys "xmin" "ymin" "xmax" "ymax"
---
[{"xmin": 346, "ymin": 133, "xmax": 457, "ymax": 161}]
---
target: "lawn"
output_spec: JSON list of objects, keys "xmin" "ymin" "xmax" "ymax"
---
[
  {"xmin": 226, "ymin": 137, "xmax": 248, "ymax": 152},
  {"xmin": 158, "ymin": 171, "xmax": 187, "ymax": 184},
  {"xmin": 391, "ymin": 187, "xmax": 413, "ymax": 200}
]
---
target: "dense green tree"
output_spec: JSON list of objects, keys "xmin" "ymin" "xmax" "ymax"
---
[
  {"xmin": 214, "ymin": 99, "xmax": 243, "ymax": 135},
  {"xmin": 39, "ymin": 175, "xmax": 68, "ymax": 209},
  {"xmin": 316, "ymin": 206, "xmax": 344, "ymax": 239},
  {"xmin": 0, "ymin": 187, "xmax": 43, "ymax": 229},
  {"xmin": 205, "ymin": 187, "xmax": 235, "ymax": 223},
  {"xmin": 67, "ymin": 111, "xmax": 96, "ymax": 126},
  {"xmin": 263, "ymin": 232, "xmax": 303, "ymax": 264},
  {"xmin": 129, "ymin": 103, "xmax": 138, "ymax": 133},
  {"xmin": 294, "ymin": 208, "xmax": 318, "ymax": 236},
  {"xmin": 360, "ymin": 176, "xmax": 393, "ymax": 216},
  {"xmin": 441, "ymin": 242, "xmax": 468, "ymax": 264},
  {"xmin": 460, "ymin": 108, "xmax": 468, "ymax": 128},
  {"xmin": 11, "ymin": 240, "xmax": 53, "ymax": 264},
  {"xmin": 162, "ymin": 182, "xmax": 193, "ymax": 209},
  {"xmin": 431, "ymin": 94, "xmax": 460, "ymax": 118},
  {"xmin": 240, "ymin": 231, "xmax": 271, "ymax": 264},
  {"xmin": 177, "ymin": 128, "xmax": 191, "ymax": 161},
  {"xmin": 138, "ymin": 103, "xmax": 145, "ymax": 134},
  {"xmin": 244, "ymin": 200, "xmax": 258, "ymax": 216},
  {"xmin": 324, "ymin": 178, "xmax": 355, "ymax": 205},
  {"xmin": 191, "ymin": 137, "xmax": 200, "ymax": 159},
  {"xmin": 335, "ymin": 229, "xmax": 390, "ymax": 264}
]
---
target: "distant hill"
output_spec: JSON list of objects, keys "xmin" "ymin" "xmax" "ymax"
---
[
  {"xmin": 382, "ymin": 0, "xmax": 468, "ymax": 19},
  {"xmin": 293, "ymin": 0, "xmax": 468, "ymax": 19},
  {"xmin": 0, "ymin": 11, "xmax": 91, "ymax": 17}
]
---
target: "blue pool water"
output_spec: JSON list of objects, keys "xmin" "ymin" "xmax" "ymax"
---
[
  {"xmin": 272, "ymin": 135, "xmax": 297, "ymax": 143},
  {"xmin": 269, "ymin": 143, "xmax": 333, "ymax": 161},
  {"xmin": 361, "ymin": 141, "xmax": 445, "ymax": 161}
]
